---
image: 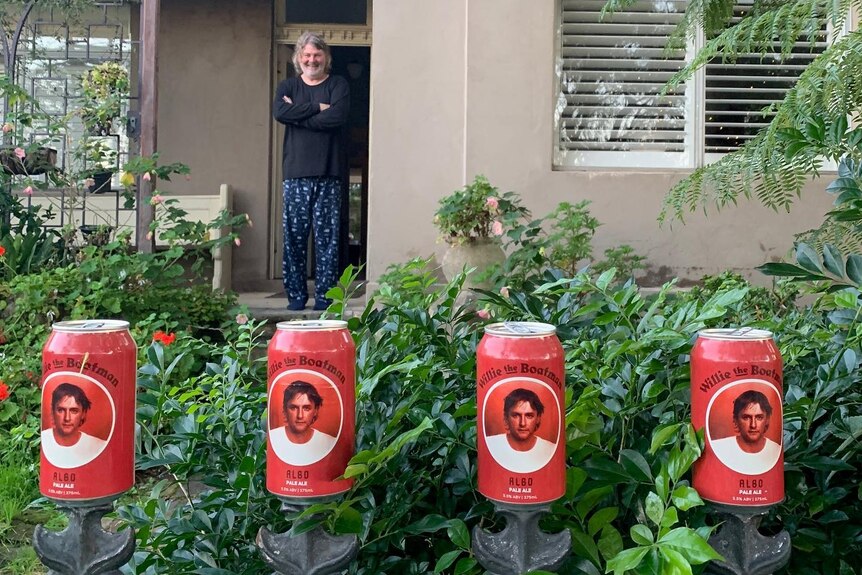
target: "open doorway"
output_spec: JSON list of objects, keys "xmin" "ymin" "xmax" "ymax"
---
[{"xmin": 270, "ymin": 43, "xmax": 370, "ymax": 285}]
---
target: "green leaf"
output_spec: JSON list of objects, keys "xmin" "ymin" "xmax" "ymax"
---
[
  {"xmin": 447, "ymin": 519, "xmax": 470, "ymax": 550},
  {"xmin": 671, "ymin": 486, "xmax": 704, "ymax": 512},
  {"xmin": 333, "ymin": 505, "xmax": 362, "ymax": 534},
  {"xmin": 434, "ymin": 550, "xmax": 462, "ymax": 574},
  {"xmin": 658, "ymin": 547, "xmax": 693, "ymax": 575},
  {"xmin": 404, "ymin": 514, "xmax": 451, "ymax": 534},
  {"xmin": 658, "ymin": 527, "xmax": 723, "ymax": 564},
  {"xmin": 650, "ymin": 424, "xmax": 682, "ymax": 454},
  {"xmin": 571, "ymin": 527, "xmax": 601, "ymax": 566},
  {"xmin": 645, "ymin": 492, "xmax": 664, "ymax": 527},
  {"xmin": 454, "ymin": 557, "xmax": 477, "ymax": 575},
  {"xmin": 823, "ymin": 244, "xmax": 845, "ymax": 277},
  {"xmin": 796, "ymin": 243, "xmax": 824, "ymax": 275},
  {"xmin": 846, "ymin": 254, "xmax": 862, "ymax": 285},
  {"xmin": 588, "ymin": 507, "xmax": 619, "ymax": 537},
  {"xmin": 620, "ymin": 449, "xmax": 653, "ymax": 482},
  {"xmin": 606, "ymin": 547, "xmax": 650, "ymax": 575},
  {"xmin": 630, "ymin": 524, "xmax": 654, "ymax": 546}
]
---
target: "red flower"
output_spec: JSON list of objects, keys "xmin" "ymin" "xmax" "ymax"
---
[
  {"xmin": 0, "ymin": 382, "xmax": 9, "ymax": 401},
  {"xmin": 0, "ymin": 245, "xmax": 5, "ymax": 257},
  {"xmin": 152, "ymin": 330, "xmax": 176, "ymax": 346}
]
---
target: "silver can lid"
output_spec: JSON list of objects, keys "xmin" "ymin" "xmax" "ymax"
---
[
  {"xmin": 52, "ymin": 319, "xmax": 130, "ymax": 332},
  {"xmin": 484, "ymin": 321, "xmax": 556, "ymax": 337},
  {"xmin": 276, "ymin": 319, "xmax": 348, "ymax": 331},
  {"xmin": 698, "ymin": 327, "xmax": 773, "ymax": 341}
]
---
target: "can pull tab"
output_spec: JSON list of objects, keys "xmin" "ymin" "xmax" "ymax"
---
[
  {"xmin": 503, "ymin": 322, "xmax": 536, "ymax": 334},
  {"xmin": 80, "ymin": 321, "xmax": 107, "ymax": 330},
  {"xmin": 730, "ymin": 327, "xmax": 754, "ymax": 337}
]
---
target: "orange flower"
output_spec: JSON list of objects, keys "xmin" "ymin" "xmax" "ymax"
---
[
  {"xmin": 0, "ymin": 382, "xmax": 9, "ymax": 401},
  {"xmin": 152, "ymin": 330, "xmax": 176, "ymax": 346}
]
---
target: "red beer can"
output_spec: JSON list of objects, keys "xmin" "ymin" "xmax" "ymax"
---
[
  {"xmin": 691, "ymin": 328, "xmax": 784, "ymax": 507},
  {"xmin": 477, "ymin": 322, "xmax": 565, "ymax": 504},
  {"xmin": 267, "ymin": 320, "xmax": 355, "ymax": 498},
  {"xmin": 40, "ymin": 320, "xmax": 137, "ymax": 501}
]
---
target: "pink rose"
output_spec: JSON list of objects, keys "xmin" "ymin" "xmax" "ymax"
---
[
  {"xmin": 149, "ymin": 194, "xmax": 164, "ymax": 205},
  {"xmin": 234, "ymin": 237, "xmax": 241, "ymax": 247},
  {"xmin": 2, "ymin": 123, "xmax": 13, "ymax": 133},
  {"xmin": 142, "ymin": 172, "xmax": 152, "ymax": 181},
  {"xmin": 13, "ymin": 147, "xmax": 25, "ymax": 159},
  {"xmin": 491, "ymin": 220, "xmax": 504, "ymax": 236},
  {"xmin": 84, "ymin": 178, "xmax": 96, "ymax": 188},
  {"xmin": 22, "ymin": 186, "xmax": 33, "ymax": 196},
  {"xmin": 477, "ymin": 309, "xmax": 491, "ymax": 320},
  {"xmin": 500, "ymin": 286, "xmax": 510, "ymax": 298},
  {"xmin": 235, "ymin": 313, "xmax": 249, "ymax": 325},
  {"xmin": 485, "ymin": 196, "xmax": 499, "ymax": 209},
  {"xmin": 146, "ymin": 231, "xmax": 153, "ymax": 241}
]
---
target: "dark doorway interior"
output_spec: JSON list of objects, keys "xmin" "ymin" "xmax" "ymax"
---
[{"xmin": 331, "ymin": 45, "xmax": 369, "ymax": 280}]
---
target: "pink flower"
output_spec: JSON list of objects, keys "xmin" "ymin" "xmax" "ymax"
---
[
  {"xmin": 234, "ymin": 237, "xmax": 241, "ymax": 247},
  {"xmin": 2, "ymin": 123, "xmax": 13, "ymax": 133},
  {"xmin": 245, "ymin": 214, "xmax": 253, "ymax": 227},
  {"xmin": 22, "ymin": 186, "xmax": 33, "ymax": 196},
  {"xmin": 491, "ymin": 220, "xmax": 504, "ymax": 236},
  {"xmin": 485, "ymin": 196, "xmax": 499, "ymax": 209},
  {"xmin": 500, "ymin": 286, "xmax": 510, "ymax": 298},
  {"xmin": 146, "ymin": 231, "xmax": 153, "ymax": 241},
  {"xmin": 142, "ymin": 172, "xmax": 152, "ymax": 181},
  {"xmin": 150, "ymin": 194, "xmax": 164, "ymax": 205},
  {"xmin": 235, "ymin": 313, "xmax": 249, "ymax": 325},
  {"xmin": 84, "ymin": 178, "xmax": 95, "ymax": 188},
  {"xmin": 13, "ymin": 147, "xmax": 25, "ymax": 159},
  {"xmin": 477, "ymin": 309, "xmax": 491, "ymax": 320}
]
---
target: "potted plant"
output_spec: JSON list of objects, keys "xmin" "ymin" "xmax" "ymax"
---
[
  {"xmin": 434, "ymin": 175, "xmax": 528, "ymax": 289},
  {"xmin": 79, "ymin": 61, "xmax": 129, "ymax": 135}
]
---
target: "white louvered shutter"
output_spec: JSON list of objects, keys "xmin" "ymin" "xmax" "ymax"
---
[
  {"xmin": 555, "ymin": 0, "xmax": 692, "ymax": 168},
  {"xmin": 703, "ymin": 1, "xmax": 828, "ymax": 161}
]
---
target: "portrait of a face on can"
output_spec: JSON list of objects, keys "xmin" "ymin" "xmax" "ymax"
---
[
  {"xmin": 477, "ymin": 322, "xmax": 565, "ymax": 504},
  {"xmin": 691, "ymin": 328, "xmax": 784, "ymax": 507},
  {"xmin": 266, "ymin": 320, "xmax": 355, "ymax": 498},
  {"xmin": 39, "ymin": 320, "xmax": 137, "ymax": 501}
]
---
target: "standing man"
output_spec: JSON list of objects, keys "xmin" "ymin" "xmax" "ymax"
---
[
  {"xmin": 41, "ymin": 383, "xmax": 107, "ymax": 468},
  {"xmin": 273, "ymin": 32, "xmax": 350, "ymax": 311}
]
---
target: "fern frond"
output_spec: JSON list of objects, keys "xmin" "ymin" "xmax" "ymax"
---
[
  {"xmin": 666, "ymin": 0, "xmax": 830, "ymax": 91},
  {"xmin": 662, "ymin": 30, "xmax": 862, "ymax": 224}
]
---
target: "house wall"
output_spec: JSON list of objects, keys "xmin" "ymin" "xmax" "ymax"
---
[
  {"xmin": 367, "ymin": 0, "xmax": 835, "ymax": 287},
  {"xmin": 159, "ymin": 0, "xmax": 273, "ymax": 291}
]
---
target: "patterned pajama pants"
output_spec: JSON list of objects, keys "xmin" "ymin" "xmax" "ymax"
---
[{"xmin": 282, "ymin": 176, "xmax": 341, "ymax": 304}]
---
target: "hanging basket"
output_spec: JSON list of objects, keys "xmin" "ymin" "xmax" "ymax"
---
[{"xmin": 0, "ymin": 146, "xmax": 58, "ymax": 175}]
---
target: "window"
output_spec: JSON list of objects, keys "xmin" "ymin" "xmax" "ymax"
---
[{"xmin": 554, "ymin": 0, "xmax": 828, "ymax": 169}]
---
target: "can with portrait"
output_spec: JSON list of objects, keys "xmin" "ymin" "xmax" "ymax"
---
[
  {"xmin": 477, "ymin": 322, "xmax": 565, "ymax": 504},
  {"xmin": 691, "ymin": 328, "xmax": 784, "ymax": 507},
  {"xmin": 267, "ymin": 320, "xmax": 355, "ymax": 498},
  {"xmin": 40, "ymin": 320, "xmax": 137, "ymax": 501}
]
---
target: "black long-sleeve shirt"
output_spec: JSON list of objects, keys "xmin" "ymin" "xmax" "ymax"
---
[{"xmin": 272, "ymin": 75, "xmax": 350, "ymax": 179}]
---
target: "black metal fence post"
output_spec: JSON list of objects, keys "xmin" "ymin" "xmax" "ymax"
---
[
  {"xmin": 32, "ymin": 498, "xmax": 135, "ymax": 575},
  {"xmin": 705, "ymin": 503, "xmax": 791, "ymax": 575},
  {"xmin": 472, "ymin": 502, "xmax": 571, "ymax": 575},
  {"xmin": 257, "ymin": 499, "xmax": 359, "ymax": 575}
]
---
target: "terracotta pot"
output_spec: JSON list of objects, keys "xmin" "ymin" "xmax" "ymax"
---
[{"xmin": 441, "ymin": 238, "xmax": 505, "ymax": 290}]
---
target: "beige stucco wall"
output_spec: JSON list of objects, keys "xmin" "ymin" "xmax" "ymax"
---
[
  {"xmin": 159, "ymin": 0, "xmax": 273, "ymax": 291},
  {"xmin": 368, "ymin": 0, "xmax": 835, "ymax": 287}
]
